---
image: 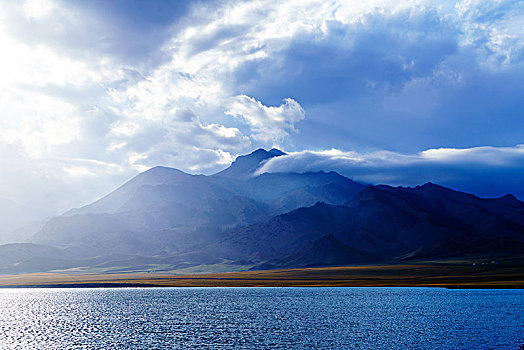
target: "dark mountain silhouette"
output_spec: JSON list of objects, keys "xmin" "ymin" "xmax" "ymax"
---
[
  {"xmin": 0, "ymin": 149, "xmax": 522, "ymax": 274},
  {"xmin": 258, "ymin": 234, "xmax": 381, "ymax": 269},
  {"xmin": 215, "ymin": 184, "xmax": 524, "ymax": 269}
]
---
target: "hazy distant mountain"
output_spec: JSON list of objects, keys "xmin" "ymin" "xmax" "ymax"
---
[
  {"xmin": 1, "ymin": 149, "xmax": 523, "ymax": 274},
  {"xmin": 0, "ymin": 197, "xmax": 51, "ymax": 244},
  {"xmin": 0, "ymin": 243, "xmax": 74, "ymax": 274}
]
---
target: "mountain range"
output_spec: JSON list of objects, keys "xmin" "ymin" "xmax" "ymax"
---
[{"xmin": 1, "ymin": 148, "xmax": 523, "ymax": 274}]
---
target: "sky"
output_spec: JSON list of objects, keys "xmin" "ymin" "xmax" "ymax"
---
[{"xmin": 0, "ymin": 0, "xmax": 523, "ymax": 213}]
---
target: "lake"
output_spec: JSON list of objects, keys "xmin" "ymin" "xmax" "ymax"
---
[{"xmin": 0, "ymin": 287, "xmax": 522, "ymax": 349}]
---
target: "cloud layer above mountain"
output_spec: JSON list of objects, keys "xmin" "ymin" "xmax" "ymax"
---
[
  {"xmin": 0, "ymin": 0, "xmax": 522, "ymax": 210},
  {"xmin": 257, "ymin": 145, "xmax": 524, "ymax": 199}
]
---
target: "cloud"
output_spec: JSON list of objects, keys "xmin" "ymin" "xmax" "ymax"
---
[
  {"xmin": 0, "ymin": 0, "xmax": 522, "ymax": 212},
  {"xmin": 226, "ymin": 95, "xmax": 305, "ymax": 145},
  {"xmin": 420, "ymin": 145, "xmax": 524, "ymax": 165},
  {"xmin": 457, "ymin": 0, "xmax": 524, "ymax": 67},
  {"xmin": 0, "ymin": 142, "xmax": 130, "ymax": 214},
  {"xmin": 0, "ymin": 0, "xmax": 261, "ymax": 210},
  {"xmin": 226, "ymin": 0, "xmax": 524, "ymax": 152},
  {"xmin": 257, "ymin": 145, "xmax": 524, "ymax": 199}
]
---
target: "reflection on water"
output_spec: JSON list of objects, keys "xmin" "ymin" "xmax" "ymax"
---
[{"xmin": 0, "ymin": 287, "xmax": 522, "ymax": 349}]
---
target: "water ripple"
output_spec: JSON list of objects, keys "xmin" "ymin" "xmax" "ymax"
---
[{"xmin": 0, "ymin": 287, "xmax": 522, "ymax": 349}]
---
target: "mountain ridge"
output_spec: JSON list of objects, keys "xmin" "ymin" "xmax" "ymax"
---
[{"xmin": 1, "ymin": 148, "xmax": 523, "ymax": 274}]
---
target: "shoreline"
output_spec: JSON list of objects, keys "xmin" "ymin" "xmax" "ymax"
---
[{"xmin": 1, "ymin": 262, "xmax": 522, "ymax": 289}]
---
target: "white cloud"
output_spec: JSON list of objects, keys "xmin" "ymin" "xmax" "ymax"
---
[
  {"xmin": 259, "ymin": 145, "xmax": 524, "ymax": 174},
  {"xmin": 257, "ymin": 145, "xmax": 524, "ymax": 198},
  {"xmin": 23, "ymin": 0, "xmax": 56, "ymax": 20},
  {"xmin": 110, "ymin": 121, "xmax": 141, "ymax": 138},
  {"xmin": 456, "ymin": 0, "xmax": 524, "ymax": 67},
  {"xmin": 226, "ymin": 95, "xmax": 305, "ymax": 144},
  {"xmin": 420, "ymin": 145, "xmax": 524, "ymax": 165},
  {"xmin": 0, "ymin": 92, "xmax": 80, "ymax": 157}
]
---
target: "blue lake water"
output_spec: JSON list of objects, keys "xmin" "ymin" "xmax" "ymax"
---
[{"xmin": 0, "ymin": 287, "xmax": 522, "ymax": 349}]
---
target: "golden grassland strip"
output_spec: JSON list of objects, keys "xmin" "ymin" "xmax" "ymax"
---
[{"xmin": 0, "ymin": 263, "xmax": 522, "ymax": 288}]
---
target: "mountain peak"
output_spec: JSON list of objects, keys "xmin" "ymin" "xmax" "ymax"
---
[
  {"xmin": 497, "ymin": 193, "xmax": 523, "ymax": 206},
  {"xmin": 250, "ymin": 148, "xmax": 268, "ymax": 155},
  {"xmin": 214, "ymin": 148, "xmax": 286, "ymax": 179},
  {"xmin": 63, "ymin": 165, "xmax": 190, "ymax": 216},
  {"xmin": 132, "ymin": 166, "xmax": 190, "ymax": 186},
  {"xmin": 246, "ymin": 148, "xmax": 285, "ymax": 158},
  {"xmin": 143, "ymin": 165, "xmax": 188, "ymax": 175},
  {"xmin": 268, "ymin": 148, "xmax": 286, "ymax": 156},
  {"xmin": 420, "ymin": 182, "xmax": 444, "ymax": 190}
]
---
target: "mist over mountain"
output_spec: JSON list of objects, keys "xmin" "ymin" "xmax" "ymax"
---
[
  {"xmin": 0, "ymin": 198, "xmax": 51, "ymax": 245},
  {"xmin": 0, "ymin": 149, "xmax": 522, "ymax": 274}
]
